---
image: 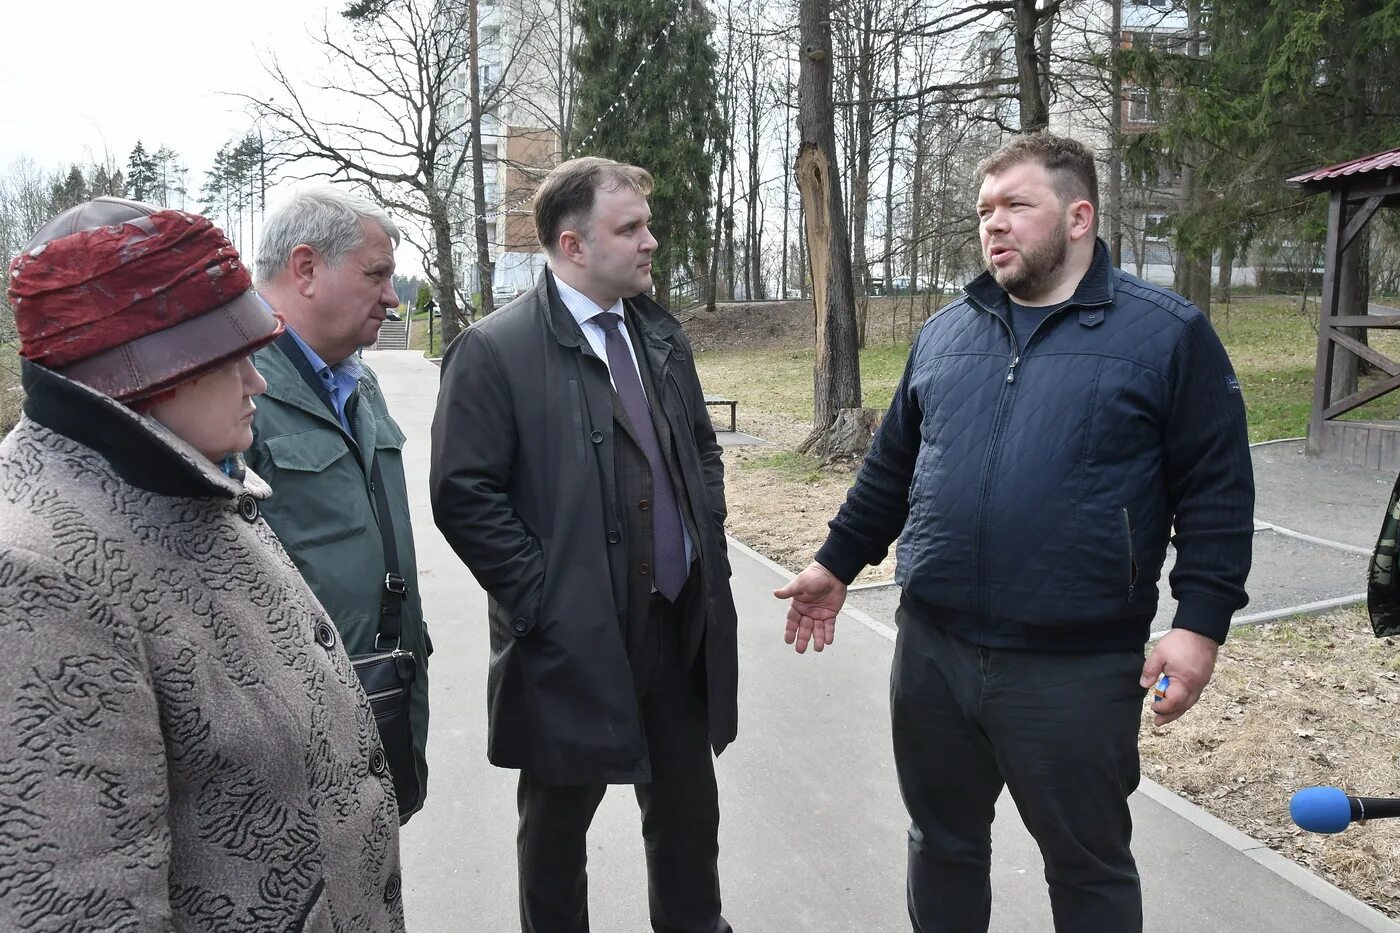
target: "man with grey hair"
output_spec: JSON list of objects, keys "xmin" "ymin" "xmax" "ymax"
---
[{"xmin": 246, "ymin": 184, "xmax": 432, "ymax": 823}]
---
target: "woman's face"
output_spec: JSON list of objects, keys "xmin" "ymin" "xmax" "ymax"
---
[{"xmin": 148, "ymin": 356, "xmax": 268, "ymax": 463}]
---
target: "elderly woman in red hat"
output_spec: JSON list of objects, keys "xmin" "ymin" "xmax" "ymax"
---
[{"xmin": 0, "ymin": 198, "xmax": 405, "ymax": 931}]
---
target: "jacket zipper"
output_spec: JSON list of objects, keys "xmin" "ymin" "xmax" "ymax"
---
[
  {"xmin": 968, "ymin": 299, "xmax": 1020, "ymax": 616},
  {"xmin": 1122, "ymin": 507, "xmax": 1138, "ymax": 603},
  {"xmin": 964, "ymin": 296, "xmax": 1099, "ymax": 614}
]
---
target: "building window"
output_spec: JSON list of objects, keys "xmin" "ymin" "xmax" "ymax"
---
[
  {"xmin": 1127, "ymin": 87, "xmax": 1160, "ymax": 123},
  {"xmin": 1144, "ymin": 213, "xmax": 1171, "ymax": 241}
]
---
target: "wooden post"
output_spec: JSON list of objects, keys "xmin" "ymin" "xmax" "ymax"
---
[{"xmin": 1308, "ymin": 191, "xmax": 1347, "ymax": 454}]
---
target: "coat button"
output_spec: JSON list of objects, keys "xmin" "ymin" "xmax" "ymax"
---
[
  {"xmin": 384, "ymin": 872, "xmax": 402, "ymax": 903},
  {"xmin": 639, "ymin": 563, "xmax": 651, "ymax": 575},
  {"xmin": 511, "ymin": 617, "xmax": 529, "ymax": 635},
  {"xmin": 370, "ymin": 748, "xmax": 388, "ymax": 776},
  {"xmin": 590, "ymin": 430, "xmax": 604, "ymax": 443},
  {"xmin": 606, "ymin": 530, "xmax": 620, "ymax": 543},
  {"xmin": 314, "ymin": 621, "xmax": 337, "ymax": 649},
  {"xmin": 236, "ymin": 494, "xmax": 259, "ymax": 522},
  {"xmin": 638, "ymin": 499, "xmax": 650, "ymax": 511}
]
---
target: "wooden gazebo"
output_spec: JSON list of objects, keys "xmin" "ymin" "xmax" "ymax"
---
[{"xmin": 1289, "ymin": 147, "xmax": 1400, "ymax": 469}]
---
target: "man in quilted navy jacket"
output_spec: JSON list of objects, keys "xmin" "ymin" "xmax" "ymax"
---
[{"xmin": 777, "ymin": 133, "xmax": 1253, "ymax": 932}]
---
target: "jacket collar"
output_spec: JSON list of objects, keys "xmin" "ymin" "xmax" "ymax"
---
[
  {"xmin": 257, "ymin": 335, "xmax": 353, "ymax": 433},
  {"xmin": 20, "ymin": 359, "xmax": 261, "ymax": 500},
  {"xmin": 533, "ymin": 267, "xmax": 683, "ymax": 349},
  {"xmin": 964, "ymin": 237, "xmax": 1116, "ymax": 314}
]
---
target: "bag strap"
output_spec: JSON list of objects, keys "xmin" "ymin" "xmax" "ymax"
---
[{"xmin": 370, "ymin": 454, "xmax": 406, "ymax": 651}]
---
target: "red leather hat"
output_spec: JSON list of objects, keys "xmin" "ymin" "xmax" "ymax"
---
[{"xmin": 8, "ymin": 197, "xmax": 283, "ymax": 402}]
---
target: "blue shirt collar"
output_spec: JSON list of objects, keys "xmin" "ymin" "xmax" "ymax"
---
[{"xmin": 285, "ymin": 325, "xmax": 331, "ymax": 374}]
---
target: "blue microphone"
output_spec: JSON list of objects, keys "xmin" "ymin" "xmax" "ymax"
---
[{"xmin": 1290, "ymin": 787, "xmax": 1400, "ymax": 833}]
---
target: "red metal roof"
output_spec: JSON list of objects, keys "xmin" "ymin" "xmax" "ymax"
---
[{"xmin": 1288, "ymin": 148, "xmax": 1400, "ymax": 185}]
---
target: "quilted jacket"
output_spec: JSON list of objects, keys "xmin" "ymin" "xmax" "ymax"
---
[{"xmin": 817, "ymin": 240, "xmax": 1254, "ymax": 646}]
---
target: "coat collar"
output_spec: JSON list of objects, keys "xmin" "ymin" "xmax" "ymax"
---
[
  {"xmin": 964, "ymin": 237, "xmax": 1116, "ymax": 314},
  {"xmin": 20, "ymin": 360, "xmax": 263, "ymax": 500},
  {"xmin": 257, "ymin": 335, "xmax": 347, "ymax": 428}
]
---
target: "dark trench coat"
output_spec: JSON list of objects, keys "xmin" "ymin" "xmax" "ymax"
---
[{"xmin": 429, "ymin": 271, "xmax": 738, "ymax": 783}]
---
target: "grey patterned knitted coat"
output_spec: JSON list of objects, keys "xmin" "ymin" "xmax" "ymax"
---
[{"xmin": 0, "ymin": 362, "xmax": 405, "ymax": 932}]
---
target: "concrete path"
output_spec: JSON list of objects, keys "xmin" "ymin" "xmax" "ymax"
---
[{"xmin": 367, "ymin": 349, "xmax": 1397, "ymax": 932}]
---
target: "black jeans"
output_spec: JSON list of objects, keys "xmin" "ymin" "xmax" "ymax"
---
[
  {"xmin": 891, "ymin": 615, "xmax": 1146, "ymax": 933},
  {"xmin": 516, "ymin": 594, "xmax": 730, "ymax": 933}
]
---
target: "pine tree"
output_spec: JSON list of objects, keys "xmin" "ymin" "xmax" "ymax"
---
[
  {"xmin": 570, "ymin": 0, "xmax": 722, "ymax": 302},
  {"xmin": 152, "ymin": 146, "xmax": 189, "ymax": 209},
  {"xmin": 49, "ymin": 165, "xmax": 89, "ymax": 214},
  {"xmin": 1123, "ymin": 0, "xmax": 1400, "ymax": 274},
  {"xmin": 126, "ymin": 141, "xmax": 158, "ymax": 202}
]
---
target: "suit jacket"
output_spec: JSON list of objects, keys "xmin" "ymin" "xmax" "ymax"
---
[{"xmin": 429, "ymin": 269, "xmax": 738, "ymax": 784}]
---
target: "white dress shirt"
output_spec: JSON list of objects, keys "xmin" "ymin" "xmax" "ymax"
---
[{"xmin": 553, "ymin": 274, "xmax": 647, "ymax": 400}]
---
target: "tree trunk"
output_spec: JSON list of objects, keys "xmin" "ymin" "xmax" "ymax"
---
[
  {"xmin": 908, "ymin": 102, "xmax": 926, "ymax": 302},
  {"xmin": 883, "ymin": 38, "xmax": 901, "ymax": 339},
  {"xmin": 849, "ymin": 0, "xmax": 877, "ymax": 346},
  {"xmin": 429, "ymin": 193, "xmax": 466, "ymax": 345},
  {"xmin": 725, "ymin": 152, "xmax": 737, "ymax": 300},
  {"xmin": 747, "ymin": 37, "xmax": 763, "ymax": 300},
  {"xmin": 469, "ymin": 0, "xmax": 496, "ymax": 320},
  {"xmin": 655, "ymin": 267, "xmax": 673, "ymax": 308},
  {"xmin": 1012, "ymin": 0, "xmax": 1050, "ymax": 131},
  {"xmin": 796, "ymin": 0, "xmax": 868, "ymax": 459},
  {"xmin": 1217, "ymin": 238, "xmax": 1234, "ymax": 305},
  {"xmin": 1175, "ymin": 0, "xmax": 1210, "ymax": 320},
  {"xmin": 708, "ymin": 7, "xmax": 733, "ymax": 313},
  {"xmin": 782, "ymin": 57, "xmax": 793, "ymax": 300},
  {"xmin": 1106, "ymin": 0, "xmax": 1123, "ymax": 267}
]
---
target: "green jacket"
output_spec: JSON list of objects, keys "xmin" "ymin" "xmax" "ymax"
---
[{"xmin": 247, "ymin": 340, "xmax": 430, "ymax": 818}]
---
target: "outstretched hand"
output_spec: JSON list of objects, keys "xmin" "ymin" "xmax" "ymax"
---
[
  {"xmin": 774, "ymin": 562, "xmax": 847, "ymax": 654},
  {"xmin": 1140, "ymin": 628, "xmax": 1220, "ymax": 726}
]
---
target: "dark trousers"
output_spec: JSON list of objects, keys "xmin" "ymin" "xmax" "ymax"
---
[
  {"xmin": 891, "ymin": 614, "xmax": 1146, "ymax": 933},
  {"xmin": 516, "ymin": 594, "xmax": 730, "ymax": 933}
]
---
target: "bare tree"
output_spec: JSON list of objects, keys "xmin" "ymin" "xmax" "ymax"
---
[{"xmin": 245, "ymin": 0, "xmax": 535, "ymax": 344}]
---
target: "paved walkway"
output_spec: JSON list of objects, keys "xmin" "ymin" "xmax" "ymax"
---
[{"xmin": 368, "ymin": 349, "xmax": 1397, "ymax": 932}]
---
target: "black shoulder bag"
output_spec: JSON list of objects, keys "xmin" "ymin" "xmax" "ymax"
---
[{"xmin": 355, "ymin": 455, "xmax": 423, "ymax": 819}]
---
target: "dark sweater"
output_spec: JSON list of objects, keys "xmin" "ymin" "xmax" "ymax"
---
[{"xmin": 816, "ymin": 240, "xmax": 1254, "ymax": 649}]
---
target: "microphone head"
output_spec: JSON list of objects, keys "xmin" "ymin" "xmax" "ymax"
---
[{"xmin": 1291, "ymin": 786, "xmax": 1351, "ymax": 833}]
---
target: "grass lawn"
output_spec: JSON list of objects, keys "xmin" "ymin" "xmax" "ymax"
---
[
  {"xmin": 1, "ymin": 341, "xmax": 21, "ymax": 436},
  {"xmin": 406, "ymin": 317, "xmax": 444, "ymax": 357}
]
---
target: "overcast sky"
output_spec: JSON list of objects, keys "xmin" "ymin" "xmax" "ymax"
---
[
  {"xmin": 0, "ymin": 0, "xmax": 427, "ymax": 268},
  {"xmin": 1, "ymin": 1, "xmax": 350, "ymax": 184}
]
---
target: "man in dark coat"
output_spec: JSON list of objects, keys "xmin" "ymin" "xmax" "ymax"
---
[
  {"xmin": 430, "ymin": 156, "xmax": 739, "ymax": 933},
  {"xmin": 778, "ymin": 133, "xmax": 1254, "ymax": 932}
]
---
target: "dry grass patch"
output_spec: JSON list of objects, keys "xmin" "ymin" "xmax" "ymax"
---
[
  {"xmin": 1, "ymin": 343, "xmax": 21, "ymax": 437},
  {"xmin": 1141, "ymin": 608, "xmax": 1400, "ymax": 918}
]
